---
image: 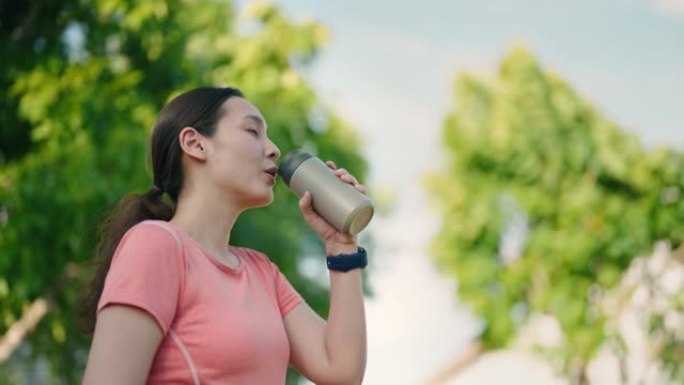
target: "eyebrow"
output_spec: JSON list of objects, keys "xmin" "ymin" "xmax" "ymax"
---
[{"xmin": 243, "ymin": 114, "xmax": 266, "ymax": 129}]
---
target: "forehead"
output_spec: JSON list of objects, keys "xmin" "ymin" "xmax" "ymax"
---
[{"xmin": 220, "ymin": 97, "xmax": 265, "ymax": 124}]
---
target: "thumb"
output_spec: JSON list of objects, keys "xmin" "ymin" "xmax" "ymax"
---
[
  {"xmin": 298, "ymin": 190, "xmax": 337, "ymax": 240},
  {"xmin": 298, "ymin": 191, "xmax": 313, "ymax": 212}
]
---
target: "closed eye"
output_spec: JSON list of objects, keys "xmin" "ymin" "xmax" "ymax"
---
[{"xmin": 246, "ymin": 128, "xmax": 259, "ymax": 137}]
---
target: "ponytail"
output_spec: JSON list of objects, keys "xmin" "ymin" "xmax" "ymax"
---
[
  {"xmin": 79, "ymin": 87, "xmax": 244, "ymax": 334},
  {"xmin": 79, "ymin": 187, "xmax": 173, "ymax": 334}
]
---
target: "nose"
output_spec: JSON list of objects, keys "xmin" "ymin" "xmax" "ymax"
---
[{"xmin": 266, "ymin": 138, "xmax": 280, "ymax": 161}]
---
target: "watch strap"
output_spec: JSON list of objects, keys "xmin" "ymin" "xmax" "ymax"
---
[{"xmin": 326, "ymin": 247, "xmax": 368, "ymax": 272}]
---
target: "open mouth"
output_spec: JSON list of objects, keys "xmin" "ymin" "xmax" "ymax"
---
[{"xmin": 265, "ymin": 167, "xmax": 278, "ymax": 178}]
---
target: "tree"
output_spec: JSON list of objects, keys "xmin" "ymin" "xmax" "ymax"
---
[
  {"xmin": 426, "ymin": 46, "xmax": 683, "ymax": 383},
  {"xmin": 0, "ymin": 1, "xmax": 368, "ymax": 383}
]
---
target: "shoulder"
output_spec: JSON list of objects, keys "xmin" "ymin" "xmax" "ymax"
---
[
  {"xmin": 127, "ymin": 220, "xmax": 180, "ymax": 240},
  {"xmin": 116, "ymin": 220, "xmax": 183, "ymax": 256}
]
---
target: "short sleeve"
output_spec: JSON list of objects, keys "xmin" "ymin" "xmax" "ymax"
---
[
  {"xmin": 271, "ymin": 263, "xmax": 303, "ymax": 317},
  {"xmin": 97, "ymin": 221, "xmax": 184, "ymax": 335}
]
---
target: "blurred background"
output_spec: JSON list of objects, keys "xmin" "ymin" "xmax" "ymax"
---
[{"xmin": 0, "ymin": 0, "xmax": 682, "ymax": 384}]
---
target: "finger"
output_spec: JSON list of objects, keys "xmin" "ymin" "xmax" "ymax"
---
[
  {"xmin": 334, "ymin": 168, "xmax": 358, "ymax": 182},
  {"xmin": 340, "ymin": 173, "xmax": 359, "ymax": 185},
  {"xmin": 299, "ymin": 192, "xmax": 324, "ymax": 225},
  {"xmin": 298, "ymin": 191, "xmax": 313, "ymax": 211},
  {"xmin": 298, "ymin": 191, "xmax": 338, "ymax": 240},
  {"xmin": 326, "ymin": 161, "xmax": 337, "ymax": 170},
  {"xmin": 334, "ymin": 168, "xmax": 348, "ymax": 175},
  {"xmin": 354, "ymin": 183, "xmax": 367, "ymax": 194}
]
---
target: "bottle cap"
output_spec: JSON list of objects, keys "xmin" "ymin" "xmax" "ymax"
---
[{"xmin": 277, "ymin": 149, "xmax": 313, "ymax": 186}]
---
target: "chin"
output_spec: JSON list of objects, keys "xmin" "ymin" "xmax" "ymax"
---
[{"xmin": 247, "ymin": 192, "xmax": 274, "ymax": 208}]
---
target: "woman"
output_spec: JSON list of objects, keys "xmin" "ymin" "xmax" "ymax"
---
[{"xmin": 82, "ymin": 87, "xmax": 367, "ymax": 385}]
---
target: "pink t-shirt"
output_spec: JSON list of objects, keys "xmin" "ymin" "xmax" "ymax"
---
[{"xmin": 97, "ymin": 220, "xmax": 303, "ymax": 385}]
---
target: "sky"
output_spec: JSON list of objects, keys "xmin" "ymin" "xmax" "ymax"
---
[{"xmin": 244, "ymin": 1, "xmax": 683, "ymax": 383}]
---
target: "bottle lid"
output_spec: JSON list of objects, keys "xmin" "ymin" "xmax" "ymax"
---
[{"xmin": 278, "ymin": 149, "xmax": 313, "ymax": 186}]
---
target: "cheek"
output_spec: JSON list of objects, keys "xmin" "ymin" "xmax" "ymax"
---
[
  {"xmin": 209, "ymin": 134, "xmax": 262, "ymax": 170},
  {"xmin": 212, "ymin": 144, "xmax": 254, "ymax": 174}
]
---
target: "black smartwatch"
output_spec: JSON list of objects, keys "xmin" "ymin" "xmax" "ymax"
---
[{"xmin": 326, "ymin": 247, "xmax": 368, "ymax": 272}]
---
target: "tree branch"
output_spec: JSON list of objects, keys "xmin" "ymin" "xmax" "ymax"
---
[
  {"xmin": 0, "ymin": 297, "xmax": 49, "ymax": 362},
  {"xmin": 425, "ymin": 341, "xmax": 483, "ymax": 385}
]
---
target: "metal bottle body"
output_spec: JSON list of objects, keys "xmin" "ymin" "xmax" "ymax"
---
[{"xmin": 279, "ymin": 150, "xmax": 374, "ymax": 235}]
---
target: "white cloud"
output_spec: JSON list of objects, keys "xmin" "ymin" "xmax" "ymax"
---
[{"xmin": 652, "ymin": 0, "xmax": 684, "ymax": 15}]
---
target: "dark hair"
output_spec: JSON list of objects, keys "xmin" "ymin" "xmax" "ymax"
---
[{"xmin": 80, "ymin": 87, "xmax": 244, "ymax": 334}]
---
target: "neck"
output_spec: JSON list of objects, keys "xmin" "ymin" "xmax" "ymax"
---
[{"xmin": 170, "ymin": 183, "xmax": 242, "ymax": 257}]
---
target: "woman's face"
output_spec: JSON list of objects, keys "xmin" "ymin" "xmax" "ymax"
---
[{"xmin": 202, "ymin": 97, "xmax": 281, "ymax": 208}]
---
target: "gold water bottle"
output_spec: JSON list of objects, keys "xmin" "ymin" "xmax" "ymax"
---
[{"xmin": 278, "ymin": 149, "xmax": 374, "ymax": 235}]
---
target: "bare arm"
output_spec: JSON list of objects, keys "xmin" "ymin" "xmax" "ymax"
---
[
  {"xmin": 82, "ymin": 305, "xmax": 163, "ymax": 385},
  {"xmin": 285, "ymin": 162, "xmax": 367, "ymax": 385},
  {"xmin": 284, "ymin": 261, "xmax": 366, "ymax": 385}
]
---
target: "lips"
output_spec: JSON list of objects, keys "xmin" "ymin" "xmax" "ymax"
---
[
  {"xmin": 264, "ymin": 166, "xmax": 278, "ymax": 177},
  {"xmin": 264, "ymin": 167, "xmax": 278, "ymax": 185}
]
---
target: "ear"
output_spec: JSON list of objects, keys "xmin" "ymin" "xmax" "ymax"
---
[{"xmin": 178, "ymin": 126, "xmax": 207, "ymax": 161}]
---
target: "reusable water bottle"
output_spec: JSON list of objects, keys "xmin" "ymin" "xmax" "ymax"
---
[{"xmin": 278, "ymin": 149, "xmax": 374, "ymax": 235}]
